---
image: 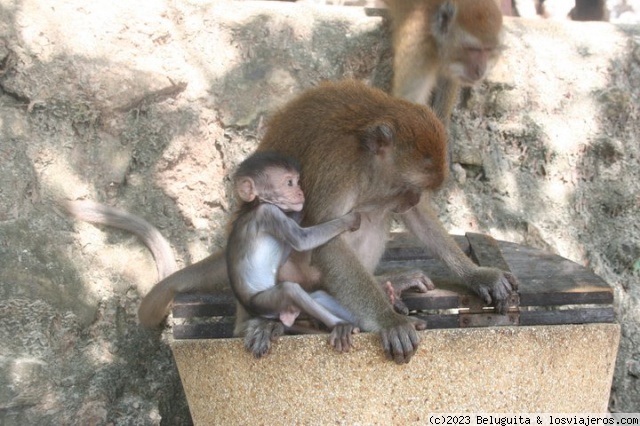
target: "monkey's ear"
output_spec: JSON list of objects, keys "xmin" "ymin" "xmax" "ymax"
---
[
  {"xmin": 432, "ymin": 0, "xmax": 457, "ymax": 38},
  {"xmin": 236, "ymin": 177, "xmax": 257, "ymax": 202},
  {"xmin": 360, "ymin": 123, "xmax": 394, "ymax": 155}
]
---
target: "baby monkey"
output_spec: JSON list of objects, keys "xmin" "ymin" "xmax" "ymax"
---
[{"xmin": 227, "ymin": 151, "xmax": 362, "ymax": 355}]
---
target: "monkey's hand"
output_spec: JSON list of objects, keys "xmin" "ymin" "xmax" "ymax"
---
[
  {"xmin": 329, "ymin": 323, "xmax": 360, "ymax": 353},
  {"xmin": 468, "ymin": 267, "xmax": 519, "ymax": 314},
  {"xmin": 380, "ymin": 314, "xmax": 426, "ymax": 364},
  {"xmin": 346, "ymin": 211, "xmax": 361, "ymax": 232},
  {"xmin": 244, "ymin": 317, "xmax": 285, "ymax": 358},
  {"xmin": 379, "ymin": 270, "xmax": 435, "ymax": 315}
]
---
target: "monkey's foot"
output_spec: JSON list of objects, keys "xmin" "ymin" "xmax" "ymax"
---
[
  {"xmin": 244, "ymin": 318, "xmax": 285, "ymax": 358},
  {"xmin": 329, "ymin": 323, "xmax": 360, "ymax": 353},
  {"xmin": 279, "ymin": 307, "xmax": 301, "ymax": 327},
  {"xmin": 378, "ymin": 269, "xmax": 435, "ymax": 315}
]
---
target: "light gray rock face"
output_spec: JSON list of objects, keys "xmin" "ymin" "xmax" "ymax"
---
[{"xmin": 0, "ymin": 1, "xmax": 638, "ymax": 423}]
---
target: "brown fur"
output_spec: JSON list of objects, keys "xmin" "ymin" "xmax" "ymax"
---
[
  {"xmin": 255, "ymin": 80, "xmax": 517, "ymax": 363},
  {"xmin": 77, "ymin": 80, "xmax": 517, "ymax": 364},
  {"xmin": 259, "ymin": 80, "xmax": 448, "ymax": 220}
]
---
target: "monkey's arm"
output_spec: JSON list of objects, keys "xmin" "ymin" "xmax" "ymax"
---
[
  {"xmin": 431, "ymin": 76, "xmax": 460, "ymax": 167},
  {"xmin": 388, "ymin": 0, "xmax": 440, "ymax": 106},
  {"xmin": 313, "ymin": 237, "xmax": 425, "ymax": 364},
  {"xmin": 430, "ymin": 75, "xmax": 459, "ymax": 129},
  {"xmin": 390, "ymin": 40, "xmax": 438, "ymax": 105},
  {"xmin": 259, "ymin": 204, "xmax": 360, "ymax": 252},
  {"xmin": 400, "ymin": 198, "xmax": 518, "ymax": 314}
]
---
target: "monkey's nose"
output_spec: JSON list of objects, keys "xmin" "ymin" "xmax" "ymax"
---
[{"xmin": 473, "ymin": 64, "xmax": 487, "ymax": 81}]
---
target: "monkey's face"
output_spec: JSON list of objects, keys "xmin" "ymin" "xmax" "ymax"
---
[
  {"xmin": 441, "ymin": 0, "xmax": 504, "ymax": 86},
  {"xmin": 447, "ymin": 34, "xmax": 503, "ymax": 86},
  {"xmin": 393, "ymin": 108, "xmax": 448, "ymax": 192},
  {"xmin": 396, "ymin": 155, "xmax": 447, "ymax": 195},
  {"xmin": 261, "ymin": 168, "xmax": 305, "ymax": 212},
  {"xmin": 453, "ymin": 48, "xmax": 501, "ymax": 86}
]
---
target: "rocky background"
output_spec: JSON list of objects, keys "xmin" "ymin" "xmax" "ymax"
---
[{"xmin": 0, "ymin": 1, "xmax": 638, "ymax": 424}]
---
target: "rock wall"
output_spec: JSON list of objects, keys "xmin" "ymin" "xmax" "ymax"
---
[{"xmin": 0, "ymin": 1, "xmax": 638, "ymax": 423}]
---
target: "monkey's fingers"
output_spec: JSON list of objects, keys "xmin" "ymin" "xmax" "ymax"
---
[
  {"xmin": 245, "ymin": 332, "xmax": 271, "ymax": 358},
  {"xmin": 380, "ymin": 324, "xmax": 420, "ymax": 364},
  {"xmin": 384, "ymin": 269, "xmax": 436, "ymax": 294},
  {"xmin": 493, "ymin": 271, "xmax": 520, "ymax": 314},
  {"xmin": 270, "ymin": 321, "xmax": 285, "ymax": 341},
  {"xmin": 505, "ymin": 271, "xmax": 520, "ymax": 291},
  {"xmin": 494, "ymin": 298, "xmax": 509, "ymax": 315},
  {"xmin": 409, "ymin": 316, "xmax": 427, "ymax": 331},
  {"xmin": 497, "ymin": 272, "xmax": 520, "ymax": 314},
  {"xmin": 329, "ymin": 323, "xmax": 357, "ymax": 353},
  {"xmin": 483, "ymin": 270, "xmax": 520, "ymax": 315},
  {"xmin": 393, "ymin": 300, "xmax": 410, "ymax": 316},
  {"xmin": 381, "ymin": 281, "xmax": 408, "ymax": 315},
  {"xmin": 404, "ymin": 270, "xmax": 436, "ymax": 292},
  {"xmin": 476, "ymin": 286, "xmax": 493, "ymax": 306},
  {"xmin": 470, "ymin": 266, "xmax": 519, "ymax": 310}
]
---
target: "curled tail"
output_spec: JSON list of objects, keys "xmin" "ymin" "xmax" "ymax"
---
[
  {"xmin": 65, "ymin": 200, "xmax": 229, "ymax": 327},
  {"xmin": 64, "ymin": 200, "xmax": 178, "ymax": 280}
]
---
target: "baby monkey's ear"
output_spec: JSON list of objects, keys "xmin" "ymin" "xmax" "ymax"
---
[{"xmin": 236, "ymin": 177, "xmax": 257, "ymax": 202}]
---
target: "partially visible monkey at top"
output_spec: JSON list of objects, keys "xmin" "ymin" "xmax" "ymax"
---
[
  {"xmin": 226, "ymin": 150, "xmax": 362, "ymax": 356},
  {"xmin": 384, "ymin": 0, "xmax": 504, "ymax": 128},
  {"xmin": 65, "ymin": 80, "xmax": 519, "ymax": 364}
]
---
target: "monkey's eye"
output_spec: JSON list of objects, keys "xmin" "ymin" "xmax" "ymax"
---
[{"xmin": 287, "ymin": 179, "xmax": 294, "ymax": 187}]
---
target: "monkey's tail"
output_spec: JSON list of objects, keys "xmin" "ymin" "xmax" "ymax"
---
[
  {"xmin": 64, "ymin": 200, "xmax": 179, "ymax": 280},
  {"xmin": 137, "ymin": 280, "xmax": 176, "ymax": 327}
]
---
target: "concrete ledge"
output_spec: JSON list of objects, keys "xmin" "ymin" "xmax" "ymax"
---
[{"xmin": 171, "ymin": 323, "xmax": 619, "ymax": 425}]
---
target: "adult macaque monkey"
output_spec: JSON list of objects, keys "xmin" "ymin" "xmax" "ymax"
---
[
  {"xmin": 227, "ymin": 150, "xmax": 362, "ymax": 355},
  {"xmin": 255, "ymin": 80, "xmax": 518, "ymax": 363},
  {"xmin": 384, "ymin": 0, "xmax": 504, "ymax": 127},
  {"xmin": 66, "ymin": 80, "xmax": 518, "ymax": 364}
]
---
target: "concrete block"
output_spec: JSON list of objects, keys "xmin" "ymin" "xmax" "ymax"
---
[{"xmin": 171, "ymin": 323, "xmax": 619, "ymax": 425}]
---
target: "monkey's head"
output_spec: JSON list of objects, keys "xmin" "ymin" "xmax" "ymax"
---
[
  {"xmin": 233, "ymin": 151, "xmax": 305, "ymax": 212},
  {"xmin": 359, "ymin": 101, "xmax": 448, "ymax": 198},
  {"xmin": 432, "ymin": 0, "xmax": 504, "ymax": 85}
]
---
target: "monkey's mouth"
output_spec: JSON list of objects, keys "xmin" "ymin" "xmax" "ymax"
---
[{"xmin": 457, "ymin": 75, "xmax": 481, "ymax": 86}]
